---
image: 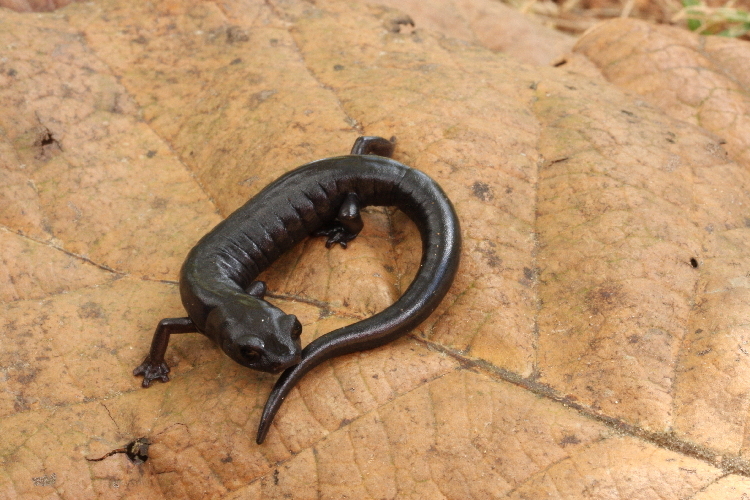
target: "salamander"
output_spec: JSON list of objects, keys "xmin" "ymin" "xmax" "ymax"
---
[{"xmin": 134, "ymin": 136, "xmax": 461, "ymax": 444}]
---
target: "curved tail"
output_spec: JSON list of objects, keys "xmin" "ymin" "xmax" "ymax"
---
[{"xmin": 256, "ymin": 178, "xmax": 460, "ymax": 444}]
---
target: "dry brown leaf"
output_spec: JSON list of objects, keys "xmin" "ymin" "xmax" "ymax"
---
[
  {"xmin": 575, "ymin": 18, "xmax": 750, "ymax": 166},
  {"xmin": 574, "ymin": 18, "xmax": 750, "ymax": 454},
  {"xmin": 2, "ymin": 1, "xmax": 750, "ymax": 499},
  {"xmin": 364, "ymin": 0, "xmax": 577, "ymax": 66}
]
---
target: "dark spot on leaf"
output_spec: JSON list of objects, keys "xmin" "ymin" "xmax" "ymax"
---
[
  {"xmin": 17, "ymin": 369, "xmax": 38, "ymax": 384},
  {"xmin": 471, "ymin": 181, "xmax": 494, "ymax": 202},
  {"xmin": 34, "ymin": 127, "xmax": 62, "ymax": 160},
  {"xmin": 559, "ymin": 434, "xmax": 580, "ymax": 447},
  {"xmin": 221, "ymin": 455, "xmax": 233, "ymax": 463},
  {"xmin": 384, "ymin": 265, "xmax": 394, "ymax": 273},
  {"xmin": 690, "ymin": 258, "xmax": 698, "ymax": 268},
  {"xmin": 586, "ymin": 282, "xmax": 623, "ymax": 315},
  {"xmin": 14, "ymin": 395, "xmax": 30, "ymax": 412},
  {"xmin": 547, "ymin": 157, "xmax": 569, "ymax": 167},
  {"xmin": 477, "ymin": 242, "xmax": 502, "ymax": 268},
  {"xmin": 695, "ymin": 329, "xmax": 703, "ymax": 334},
  {"xmin": 7, "ymin": 68, "xmax": 17, "ymax": 77},
  {"xmin": 40, "ymin": 131, "xmax": 55, "ymax": 146},
  {"xmin": 146, "ymin": 150, "xmax": 156, "ymax": 158},
  {"xmin": 383, "ymin": 14, "xmax": 414, "ymax": 33},
  {"xmin": 32, "ymin": 473, "xmax": 56, "ymax": 487},
  {"xmin": 226, "ymin": 26, "xmax": 249, "ymax": 43},
  {"xmin": 78, "ymin": 302, "xmax": 104, "ymax": 320},
  {"xmin": 150, "ymin": 197, "xmax": 168, "ymax": 210}
]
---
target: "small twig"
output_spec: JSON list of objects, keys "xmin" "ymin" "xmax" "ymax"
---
[
  {"xmin": 86, "ymin": 438, "xmax": 151, "ymax": 464},
  {"xmin": 86, "ymin": 448, "xmax": 127, "ymax": 462},
  {"xmin": 538, "ymin": 14, "xmax": 600, "ymax": 34}
]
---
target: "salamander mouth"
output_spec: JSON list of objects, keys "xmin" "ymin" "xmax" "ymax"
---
[
  {"xmin": 267, "ymin": 351, "xmax": 302, "ymax": 373},
  {"xmin": 238, "ymin": 345, "xmax": 300, "ymax": 373}
]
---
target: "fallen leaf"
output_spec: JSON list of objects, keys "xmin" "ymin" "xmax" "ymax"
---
[
  {"xmin": 363, "ymin": 0, "xmax": 576, "ymax": 66},
  {"xmin": 2, "ymin": 1, "xmax": 750, "ymax": 499},
  {"xmin": 575, "ymin": 18, "xmax": 750, "ymax": 455}
]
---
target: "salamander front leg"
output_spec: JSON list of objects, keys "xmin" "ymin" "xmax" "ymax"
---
[
  {"xmin": 134, "ymin": 317, "xmax": 198, "ymax": 387},
  {"xmin": 313, "ymin": 192, "xmax": 363, "ymax": 248}
]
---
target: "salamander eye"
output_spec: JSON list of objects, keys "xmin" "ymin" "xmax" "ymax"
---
[
  {"xmin": 291, "ymin": 317, "xmax": 302, "ymax": 339},
  {"xmin": 240, "ymin": 346, "xmax": 262, "ymax": 363}
]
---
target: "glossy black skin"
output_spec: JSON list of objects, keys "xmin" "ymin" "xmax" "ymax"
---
[{"xmin": 134, "ymin": 136, "xmax": 461, "ymax": 444}]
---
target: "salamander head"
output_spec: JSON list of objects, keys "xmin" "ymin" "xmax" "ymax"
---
[{"xmin": 205, "ymin": 296, "xmax": 302, "ymax": 373}]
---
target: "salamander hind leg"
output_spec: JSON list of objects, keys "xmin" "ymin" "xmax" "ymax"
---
[
  {"xmin": 313, "ymin": 192, "xmax": 363, "ymax": 248},
  {"xmin": 134, "ymin": 317, "xmax": 197, "ymax": 387}
]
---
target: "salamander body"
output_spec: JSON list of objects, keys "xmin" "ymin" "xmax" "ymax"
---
[{"xmin": 134, "ymin": 136, "xmax": 461, "ymax": 444}]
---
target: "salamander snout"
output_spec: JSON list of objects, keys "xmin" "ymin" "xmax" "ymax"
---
[
  {"xmin": 208, "ymin": 300, "xmax": 304, "ymax": 373},
  {"xmin": 268, "ymin": 351, "xmax": 301, "ymax": 374},
  {"xmin": 232, "ymin": 337, "xmax": 300, "ymax": 373},
  {"xmin": 232, "ymin": 314, "xmax": 302, "ymax": 373}
]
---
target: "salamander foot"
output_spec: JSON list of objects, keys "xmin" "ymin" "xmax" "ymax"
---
[
  {"xmin": 134, "ymin": 317, "xmax": 196, "ymax": 388},
  {"xmin": 133, "ymin": 356, "xmax": 170, "ymax": 387},
  {"xmin": 314, "ymin": 224, "xmax": 358, "ymax": 248},
  {"xmin": 314, "ymin": 192, "xmax": 362, "ymax": 248}
]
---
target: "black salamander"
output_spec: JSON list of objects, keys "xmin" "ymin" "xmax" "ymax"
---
[{"xmin": 134, "ymin": 136, "xmax": 461, "ymax": 444}]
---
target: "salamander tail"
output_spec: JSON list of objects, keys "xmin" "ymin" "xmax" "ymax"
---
[{"xmin": 256, "ymin": 353, "xmax": 319, "ymax": 444}]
